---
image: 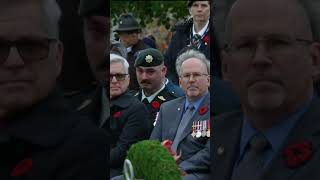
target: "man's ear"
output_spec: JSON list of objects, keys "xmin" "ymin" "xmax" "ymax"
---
[
  {"xmin": 55, "ymin": 41, "xmax": 64, "ymax": 77},
  {"xmin": 310, "ymin": 42, "xmax": 320, "ymax": 82},
  {"xmin": 221, "ymin": 50, "xmax": 231, "ymax": 82}
]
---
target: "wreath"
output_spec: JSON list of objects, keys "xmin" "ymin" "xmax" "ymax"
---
[{"xmin": 124, "ymin": 140, "xmax": 181, "ymax": 180}]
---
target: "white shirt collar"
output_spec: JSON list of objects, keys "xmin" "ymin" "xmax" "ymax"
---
[
  {"xmin": 192, "ymin": 20, "xmax": 209, "ymax": 36},
  {"xmin": 141, "ymin": 79, "xmax": 168, "ymax": 103}
]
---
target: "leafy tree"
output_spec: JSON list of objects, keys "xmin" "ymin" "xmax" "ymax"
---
[{"xmin": 111, "ymin": 1, "xmax": 189, "ymax": 30}]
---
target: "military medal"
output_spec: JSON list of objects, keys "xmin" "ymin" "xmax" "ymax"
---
[
  {"xmin": 202, "ymin": 120, "xmax": 207, "ymax": 137},
  {"xmin": 206, "ymin": 119, "xmax": 210, "ymax": 137},
  {"xmin": 196, "ymin": 121, "xmax": 201, "ymax": 138},
  {"xmin": 191, "ymin": 121, "xmax": 196, "ymax": 137}
]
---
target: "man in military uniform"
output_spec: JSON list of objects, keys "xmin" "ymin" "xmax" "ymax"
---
[
  {"xmin": 134, "ymin": 48, "xmax": 184, "ymax": 131},
  {"xmin": 114, "ymin": 14, "xmax": 149, "ymax": 91}
]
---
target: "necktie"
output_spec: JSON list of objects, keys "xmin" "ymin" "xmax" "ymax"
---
[
  {"xmin": 172, "ymin": 104, "xmax": 195, "ymax": 152},
  {"xmin": 231, "ymin": 134, "xmax": 270, "ymax": 180},
  {"xmin": 192, "ymin": 34, "xmax": 202, "ymax": 48},
  {"xmin": 142, "ymin": 98, "xmax": 149, "ymax": 105}
]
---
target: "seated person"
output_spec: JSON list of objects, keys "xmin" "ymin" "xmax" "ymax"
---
[{"xmin": 109, "ymin": 54, "xmax": 150, "ymax": 178}]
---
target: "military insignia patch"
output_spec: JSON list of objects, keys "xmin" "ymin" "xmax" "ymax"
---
[
  {"xmin": 145, "ymin": 55, "xmax": 153, "ymax": 63},
  {"xmin": 158, "ymin": 96, "xmax": 166, "ymax": 101}
]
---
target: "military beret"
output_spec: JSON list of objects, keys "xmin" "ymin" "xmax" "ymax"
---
[
  {"xmin": 79, "ymin": 0, "xmax": 107, "ymax": 17},
  {"xmin": 134, "ymin": 48, "xmax": 164, "ymax": 67}
]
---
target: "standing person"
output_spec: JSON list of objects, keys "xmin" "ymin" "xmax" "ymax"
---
[
  {"xmin": 134, "ymin": 48, "xmax": 184, "ymax": 131},
  {"xmin": 69, "ymin": 0, "xmax": 109, "ymax": 127},
  {"xmin": 151, "ymin": 49, "xmax": 211, "ymax": 180},
  {"xmin": 109, "ymin": 54, "xmax": 149, "ymax": 178},
  {"xmin": 212, "ymin": 0, "xmax": 320, "ymax": 180},
  {"xmin": 0, "ymin": 0, "xmax": 108, "ymax": 179},
  {"xmin": 165, "ymin": 0, "xmax": 211, "ymax": 84},
  {"xmin": 114, "ymin": 14, "xmax": 149, "ymax": 91}
]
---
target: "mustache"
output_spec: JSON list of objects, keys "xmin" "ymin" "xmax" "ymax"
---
[{"xmin": 140, "ymin": 80, "xmax": 151, "ymax": 84}]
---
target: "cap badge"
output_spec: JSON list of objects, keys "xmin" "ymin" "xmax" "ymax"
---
[{"xmin": 145, "ymin": 55, "xmax": 153, "ymax": 63}]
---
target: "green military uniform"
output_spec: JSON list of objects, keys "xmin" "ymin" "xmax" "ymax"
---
[{"xmin": 134, "ymin": 48, "xmax": 184, "ymax": 131}]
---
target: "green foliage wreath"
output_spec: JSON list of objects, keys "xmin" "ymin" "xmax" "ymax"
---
[{"xmin": 125, "ymin": 140, "xmax": 181, "ymax": 180}]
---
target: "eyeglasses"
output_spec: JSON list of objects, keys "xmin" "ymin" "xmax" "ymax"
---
[
  {"xmin": 224, "ymin": 35, "xmax": 313, "ymax": 58},
  {"xmin": 0, "ymin": 38, "xmax": 57, "ymax": 64},
  {"xmin": 180, "ymin": 72, "xmax": 209, "ymax": 81},
  {"xmin": 110, "ymin": 73, "xmax": 128, "ymax": 81}
]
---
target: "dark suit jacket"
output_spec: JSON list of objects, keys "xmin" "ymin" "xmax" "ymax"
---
[
  {"xmin": 150, "ymin": 94, "xmax": 210, "ymax": 179},
  {"xmin": 108, "ymin": 92, "xmax": 150, "ymax": 177},
  {"xmin": 212, "ymin": 97, "xmax": 320, "ymax": 180},
  {"xmin": 0, "ymin": 91, "xmax": 108, "ymax": 179}
]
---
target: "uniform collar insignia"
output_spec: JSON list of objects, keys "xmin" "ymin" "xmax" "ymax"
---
[{"xmin": 158, "ymin": 96, "xmax": 166, "ymax": 101}]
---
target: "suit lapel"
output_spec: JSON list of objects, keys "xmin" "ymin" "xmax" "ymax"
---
[
  {"xmin": 213, "ymin": 111, "xmax": 243, "ymax": 180},
  {"xmin": 261, "ymin": 98, "xmax": 320, "ymax": 180},
  {"xmin": 169, "ymin": 98, "xmax": 185, "ymax": 140}
]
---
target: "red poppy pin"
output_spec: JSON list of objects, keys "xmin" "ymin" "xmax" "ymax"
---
[
  {"xmin": 11, "ymin": 158, "xmax": 33, "ymax": 177},
  {"xmin": 161, "ymin": 139, "xmax": 175, "ymax": 156},
  {"xmin": 151, "ymin": 101, "xmax": 160, "ymax": 109},
  {"xmin": 283, "ymin": 141, "xmax": 313, "ymax": 168},
  {"xmin": 113, "ymin": 111, "xmax": 121, "ymax": 119},
  {"xmin": 203, "ymin": 35, "xmax": 209, "ymax": 45},
  {"xmin": 198, "ymin": 106, "xmax": 208, "ymax": 115}
]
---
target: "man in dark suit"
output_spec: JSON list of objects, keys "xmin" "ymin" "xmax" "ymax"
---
[
  {"xmin": 66, "ymin": 0, "xmax": 108, "ymax": 127},
  {"xmin": 0, "ymin": 0, "xmax": 108, "ymax": 179},
  {"xmin": 151, "ymin": 49, "xmax": 211, "ymax": 179},
  {"xmin": 109, "ymin": 53, "xmax": 149, "ymax": 178},
  {"xmin": 165, "ymin": 0, "xmax": 212, "ymax": 84},
  {"xmin": 134, "ymin": 48, "xmax": 184, "ymax": 131},
  {"xmin": 212, "ymin": 0, "xmax": 320, "ymax": 180}
]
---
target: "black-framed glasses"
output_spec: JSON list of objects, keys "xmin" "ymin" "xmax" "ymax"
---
[
  {"xmin": 0, "ymin": 38, "xmax": 57, "ymax": 64},
  {"xmin": 110, "ymin": 73, "xmax": 128, "ymax": 81},
  {"xmin": 180, "ymin": 72, "xmax": 209, "ymax": 81},
  {"xmin": 224, "ymin": 35, "xmax": 313, "ymax": 58}
]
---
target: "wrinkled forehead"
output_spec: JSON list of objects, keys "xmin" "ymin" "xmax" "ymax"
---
[
  {"xmin": 225, "ymin": 0, "xmax": 313, "ymax": 42},
  {"xmin": 0, "ymin": 1, "xmax": 50, "ymax": 40}
]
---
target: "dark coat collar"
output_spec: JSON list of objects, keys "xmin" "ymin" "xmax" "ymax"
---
[
  {"xmin": 110, "ymin": 91, "xmax": 132, "ymax": 108},
  {"xmin": 5, "ymin": 89, "xmax": 80, "ymax": 147}
]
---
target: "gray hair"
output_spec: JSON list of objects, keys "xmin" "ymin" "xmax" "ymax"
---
[
  {"xmin": 111, "ymin": 40, "xmax": 127, "ymax": 59},
  {"xmin": 110, "ymin": 53, "xmax": 130, "ymax": 74},
  {"xmin": 175, "ymin": 49, "xmax": 210, "ymax": 76}
]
